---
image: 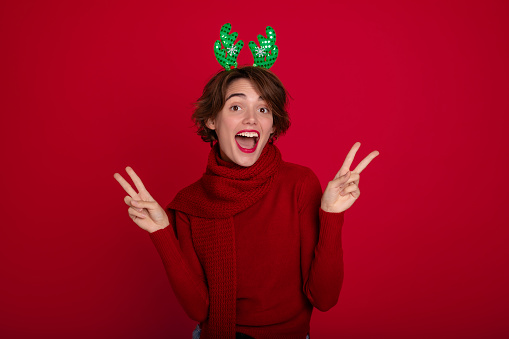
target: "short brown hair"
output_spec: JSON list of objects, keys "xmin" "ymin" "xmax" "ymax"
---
[{"xmin": 192, "ymin": 66, "xmax": 291, "ymax": 144}]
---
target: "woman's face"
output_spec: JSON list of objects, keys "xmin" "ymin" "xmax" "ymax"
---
[{"xmin": 206, "ymin": 78, "xmax": 275, "ymax": 167}]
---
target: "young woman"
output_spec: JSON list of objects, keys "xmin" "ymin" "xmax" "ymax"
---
[{"xmin": 114, "ymin": 66, "xmax": 379, "ymax": 339}]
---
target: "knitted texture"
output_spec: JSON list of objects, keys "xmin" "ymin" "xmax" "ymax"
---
[
  {"xmin": 150, "ymin": 160, "xmax": 346, "ymax": 337},
  {"xmin": 189, "ymin": 216, "xmax": 236, "ymax": 338},
  {"xmin": 167, "ymin": 142, "xmax": 282, "ymax": 339},
  {"xmin": 169, "ymin": 142, "xmax": 282, "ymax": 218}
]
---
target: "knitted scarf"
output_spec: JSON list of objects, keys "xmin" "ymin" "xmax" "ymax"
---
[{"xmin": 166, "ymin": 142, "xmax": 282, "ymax": 339}]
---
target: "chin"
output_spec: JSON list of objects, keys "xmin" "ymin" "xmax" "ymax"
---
[
  {"xmin": 234, "ymin": 155, "xmax": 259, "ymax": 167},
  {"xmin": 224, "ymin": 139, "xmax": 269, "ymax": 167},
  {"xmin": 230, "ymin": 146, "xmax": 261, "ymax": 167}
]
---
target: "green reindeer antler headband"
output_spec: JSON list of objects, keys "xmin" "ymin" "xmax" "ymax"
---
[{"xmin": 214, "ymin": 23, "xmax": 278, "ymax": 71}]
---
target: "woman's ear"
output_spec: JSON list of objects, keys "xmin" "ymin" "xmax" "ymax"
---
[{"xmin": 206, "ymin": 119, "xmax": 215, "ymax": 130}]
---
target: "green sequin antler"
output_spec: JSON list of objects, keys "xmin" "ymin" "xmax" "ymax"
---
[
  {"xmin": 249, "ymin": 26, "xmax": 278, "ymax": 69},
  {"xmin": 214, "ymin": 23, "xmax": 244, "ymax": 70}
]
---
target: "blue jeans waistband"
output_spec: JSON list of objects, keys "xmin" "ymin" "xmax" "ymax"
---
[{"xmin": 192, "ymin": 324, "xmax": 310, "ymax": 339}]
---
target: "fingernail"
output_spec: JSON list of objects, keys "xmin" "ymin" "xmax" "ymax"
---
[{"xmin": 132, "ymin": 200, "xmax": 138, "ymax": 206}]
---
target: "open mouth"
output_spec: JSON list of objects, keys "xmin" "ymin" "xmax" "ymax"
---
[{"xmin": 235, "ymin": 130, "xmax": 260, "ymax": 153}]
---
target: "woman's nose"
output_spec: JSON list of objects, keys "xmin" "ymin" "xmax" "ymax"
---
[{"xmin": 242, "ymin": 107, "xmax": 257, "ymax": 124}]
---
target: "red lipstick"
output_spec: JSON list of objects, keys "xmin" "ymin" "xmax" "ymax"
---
[{"xmin": 235, "ymin": 129, "xmax": 260, "ymax": 153}]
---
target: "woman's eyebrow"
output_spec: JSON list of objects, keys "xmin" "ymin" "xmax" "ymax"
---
[
  {"xmin": 225, "ymin": 93, "xmax": 265, "ymax": 101},
  {"xmin": 226, "ymin": 93, "xmax": 246, "ymax": 101}
]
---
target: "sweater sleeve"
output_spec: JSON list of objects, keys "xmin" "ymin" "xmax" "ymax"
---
[
  {"xmin": 149, "ymin": 210, "xmax": 209, "ymax": 321},
  {"xmin": 299, "ymin": 169, "xmax": 345, "ymax": 312}
]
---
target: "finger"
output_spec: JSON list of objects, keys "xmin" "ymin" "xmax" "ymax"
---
[
  {"xmin": 349, "ymin": 174, "xmax": 360, "ymax": 187},
  {"xmin": 340, "ymin": 181, "xmax": 355, "ymax": 190},
  {"xmin": 131, "ymin": 199, "xmax": 158, "ymax": 211},
  {"xmin": 329, "ymin": 171, "xmax": 350, "ymax": 188},
  {"xmin": 128, "ymin": 207, "xmax": 147, "ymax": 220},
  {"xmin": 331, "ymin": 171, "xmax": 359, "ymax": 188},
  {"xmin": 114, "ymin": 172, "xmax": 140, "ymax": 199},
  {"xmin": 338, "ymin": 172, "xmax": 360, "ymax": 188},
  {"xmin": 340, "ymin": 184, "xmax": 359, "ymax": 197},
  {"xmin": 124, "ymin": 196, "xmax": 143, "ymax": 212},
  {"xmin": 334, "ymin": 142, "xmax": 361, "ymax": 179},
  {"xmin": 125, "ymin": 166, "xmax": 150, "ymax": 196},
  {"xmin": 353, "ymin": 150, "xmax": 380, "ymax": 174}
]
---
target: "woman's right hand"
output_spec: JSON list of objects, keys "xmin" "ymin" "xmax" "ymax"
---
[{"xmin": 114, "ymin": 166, "xmax": 169, "ymax": 233}]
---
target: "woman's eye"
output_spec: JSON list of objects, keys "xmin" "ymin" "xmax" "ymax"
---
[
  {"xmin": 230, "ymin": 105, "xmax": 241, "ymax": 111},
  {"xmin": 259, "ymin": 107, "xmax": 270, "ymax": 113}
]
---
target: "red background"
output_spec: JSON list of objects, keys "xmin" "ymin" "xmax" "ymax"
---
[{"xmin": 1, "ymin": 0, "xmax": 508, "ymax": 338}]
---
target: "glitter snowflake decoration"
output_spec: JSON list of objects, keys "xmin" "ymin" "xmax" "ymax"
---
[
  {"xmin": 249, "ymin": 26, "xmax": 278, "ymax": 69},
  {"xmin": 214, "ymin": 23, "xmax": 244, "ymax": 70},
  {"xmin": 254, "ymin": 47, "xmax": 266, "ymax": 57},
  {"xmin": 227, "ymin": 45, "xmax": 237, "ymax": 55}
]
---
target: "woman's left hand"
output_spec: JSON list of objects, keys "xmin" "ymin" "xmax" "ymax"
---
[{"xmin": 321, "ymin": 142, "xmax": 379, "ymax": 213}]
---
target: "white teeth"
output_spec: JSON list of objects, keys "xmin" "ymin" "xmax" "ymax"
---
[{"xmin": 236, "ymin": 132, "xmax": 259, "ymax": 138}]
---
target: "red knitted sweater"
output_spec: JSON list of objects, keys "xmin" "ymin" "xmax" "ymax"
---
[{"xmin": 150, "ymin": 157, "xmax": 345, "ymax": 338}]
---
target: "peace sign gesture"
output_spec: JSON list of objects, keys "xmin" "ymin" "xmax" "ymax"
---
[
  {"xmin": 321, "ymin": 142, "xmax": 380, "ymax": 213},
  {"xmin": 113, "ymin": 166, "xmax": 169, "ymax": 233}
]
